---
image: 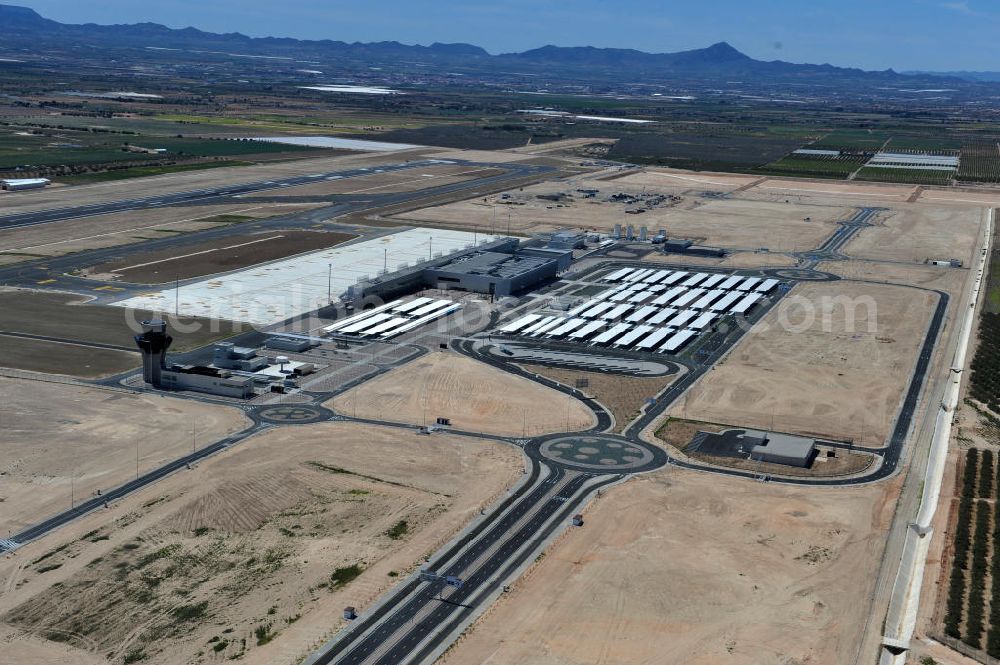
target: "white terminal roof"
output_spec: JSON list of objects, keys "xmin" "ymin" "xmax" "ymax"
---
[
  {"xmin": 1, "ymin": 178, "xmax": 50, "ymax": 185},
  {"xmin": 111, "ymin": 228, "xmax": 498, "ymax": 325}
]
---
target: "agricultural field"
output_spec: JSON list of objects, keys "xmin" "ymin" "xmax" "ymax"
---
[
  {"xmin": 0, "ymin": 122, "xmax": 327, "ymax": 180},
  {"xmin": 607, "ymin": 130, "xmax": 803, "ymax": 171},
  {"xmin": 884, "ymin": 135, "xmax": 963, "ymax": 152},
  {"xmin": 0, "ymin": 126, "xmax": 156, "ymax": 170},
  {"xmin": 958, "ymin": 140, "xmax": 1000, "ymax": 183},
  {"xmin": 756, "ymin": 153, "xmax": 866, "ymax": 179},
  {"xmin": 810, "ymin": 129, "xmax": 892, "ymax": 151},
  {"xmin": 970, "ymin": 313, "xmax": 1000, "ymax": 414},
  {"xmin": 854, "ymin": 166, "xmax": 955, "ymax": 186},
  {"xmin": 941, "ymin": 449, "xmax": 1000, "ymax": 655}
]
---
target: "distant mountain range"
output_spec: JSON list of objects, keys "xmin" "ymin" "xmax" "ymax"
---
[
  {"xmin": 0, "ymin": 3, "xmax": 971, "ymax": 89},
  {"xmin": 904, "ymin": 71, "xmax": 1000, "ymax": 83}
]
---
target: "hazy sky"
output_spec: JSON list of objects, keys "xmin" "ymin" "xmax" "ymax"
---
[{"xmin": 13, "ymin": 0, "xmax": 997, "ymax": 71}]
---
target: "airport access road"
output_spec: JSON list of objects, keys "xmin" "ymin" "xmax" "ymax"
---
[{"xmin": 304, "ymin": 434, "xmax": 664, "ymax": 665}]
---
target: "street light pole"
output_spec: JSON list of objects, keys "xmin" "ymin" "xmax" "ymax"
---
[{"xmin": 328, "ymin": 264, "xmax": 332, "ymax": 303}]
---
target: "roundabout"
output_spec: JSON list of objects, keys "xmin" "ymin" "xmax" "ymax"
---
[
  {"xmin": 529, "ymin": 434, "xmax": 667, "ymax": 473},
  {"xmin": 254, "ymin": 404, "xmax": 333, "ymax": 425},
  {"xmin": 770, "ymin": 267, "xmax": 839, "ymax": 281}
]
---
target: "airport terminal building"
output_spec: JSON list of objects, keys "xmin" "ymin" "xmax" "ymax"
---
[{"xmin": 425, "ymin": 248, "xmax": 569, "ymax": 297}]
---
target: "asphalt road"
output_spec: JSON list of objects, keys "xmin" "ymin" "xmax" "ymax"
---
[
  {"xmin": 0, "ymin": 159, "xmax": 535, "ymax": 231},
  {"xmin": 0, "ymin": 159, "xmax": 551, "ymax": 302},
  {"xmin": 0, "ymin": 172, "xmax": 955, "ymax": 665}
]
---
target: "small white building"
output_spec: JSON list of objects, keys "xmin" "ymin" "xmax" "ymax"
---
[{"xmin": 1, "ymin": 178, "xmax": 50, "ymax": 191}]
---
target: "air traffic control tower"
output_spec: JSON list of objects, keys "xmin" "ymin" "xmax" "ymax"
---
[{"xmin": 134, "ymin": 319, "xmax": 172, "ymax": 387}]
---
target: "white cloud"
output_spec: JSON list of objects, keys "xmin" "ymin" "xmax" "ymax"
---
[{"xmin": 941, "ymin": 1, "xmax": 979, "ymax": 15}]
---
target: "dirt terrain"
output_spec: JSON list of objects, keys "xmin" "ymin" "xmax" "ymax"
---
[
  {"xmin": 441, "ymin": 467, "xmax": 898, "ymax": 665},
  {"xmin": 0, "ymin": 421, "xmax": 521, "ymax": 665},
  {"xmin": 516, "ymin": 363, "xmax": 677, "ymax": 432},
  {"xmin": 0, "ymin": 377, "xmax": 249, "ymax": 533},
  {"xmin": 394, "ymin": 176, "xmax": 846, "ymax": 251},
  {"xmin": 608, "ymin": 168, "xmax": 764, "ymax": 192},
  {"xmin": 671, "ymin": 281, "xmax": 937, "ymax": 445},
  {"xmin": 842, "ymin": 205, "xmax": 984, "ymax": 266},
  {"xmin": 84, "ymin": 230, "xmax": 356, "ymax": 283},
  {"xmin": 644, "ymin": 249, "xmax": 801, "ymax": 268},
  {"xmin": 329, "ymin": 352, "xmax": 595, "ymax": 436}
]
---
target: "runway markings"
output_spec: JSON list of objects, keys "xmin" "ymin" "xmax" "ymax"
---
[
  {"xmin": 116, "ymin": 234, "xmax": 284, "ymax": 273},
  {"xmin": 2, "ymin": 205, "xmax": 271, "ymax": 253}
]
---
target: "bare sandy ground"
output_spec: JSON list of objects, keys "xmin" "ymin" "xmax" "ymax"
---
[
  {"xmin": 395, "ymin": 181, "xmax": 846, "ymax": 250},
  {"xmin": 842, "ymin": 205, "xmax": 984, "ymax": 266},
  {"xmin": 918, "ymin": 189, "xmax": 1000, "ymax": 207},
  {"xmin": 818, "ymin": 260, "xmax": 968, "ymax": 294},
  {"xmin": 441, "ymin": 468, "xmax": 898, "ymax": 665},
  {"xmin": 0, "ymin": 377, "xmax": 250, "ymax": 533},
  {"xmin": 750, "ymin": 177, "xmax": 914, "ymax": 201},
  {"xmin": 645, "ymin": 249, "xmax": 800, "ymax": 268},
  {"xmin": 642, "ymin": 197, "xmax": 846, "ymax": 251},
  {"xmin": 0, "ymin": 421, "xmax": 522, "ymax": 665},
  {"xmin": 671, "ymin": 281, "xmax": 937, "ymax": 445},
  {"xmin": 0, "ymin": 202, "xmax": 324, "ymax": 260},
  {"xmin": 609, "ymin": 168, "xmax": 763, "ymax": 191},
  {"xmin": 328, "ymin": 352, "xmax": 595, "ymax": 436}
]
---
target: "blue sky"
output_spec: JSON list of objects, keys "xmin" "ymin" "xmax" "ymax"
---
[{"xmin": 14, "ymin": 0, "xmax": 997, "ymax": 71}]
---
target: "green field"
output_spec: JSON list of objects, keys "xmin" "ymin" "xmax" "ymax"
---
[
  {"xmin": 959, "ymin": 140, "xmax": 1000, "ymax": 183},
  {"xmin": 986, "ymin": 245, "xmax": 1000, "ymax": 314},
  {"xmin": 810, "ymin": 129, "xmax": 891, "ymax": 150},
  {"xmin": 136, "ymin": 137, "xmax": 319, "ymax": 157},
  {"xmin": 854, "ymin": 166, "xmax": 954, "ymax": 185},
  {"xmin": 885, "ymin": 135, "xmax": 963, "ymax": 151},
  {"xmin": 755, "ymin": 154, "xmax": 865, "ymax": 179},
  {"xmin": 0, "ymin": 128, "xmax": 159, "ymax": 169}
]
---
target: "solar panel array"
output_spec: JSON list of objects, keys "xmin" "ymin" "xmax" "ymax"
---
[
  {"xmin": 497, "ymin": 268, "xmax": 781, "ymax": 354},
  {"xmin": 324, "ymin": 297, "xmax": 461, "ymax": 340}
]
